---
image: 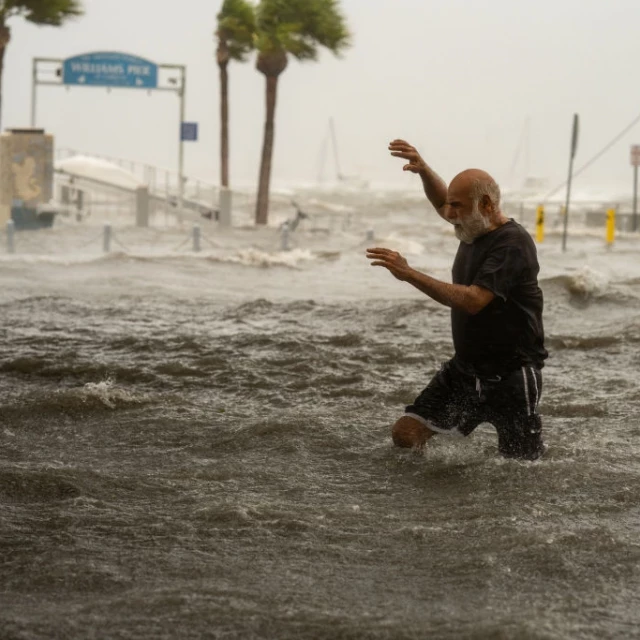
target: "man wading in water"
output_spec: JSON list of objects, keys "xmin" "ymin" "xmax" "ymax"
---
[{"xmin": 366, "ymin": 140, "xmax": 548, "ymax": 460}]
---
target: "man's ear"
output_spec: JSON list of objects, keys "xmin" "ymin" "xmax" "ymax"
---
[{"xmin": 480, "ymin": 194, "xmax": 494, "ymax": 215}]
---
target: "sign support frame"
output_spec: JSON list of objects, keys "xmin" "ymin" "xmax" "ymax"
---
[
  {"xmin": 30, "ymin": 55, "xmax": 187, "ymax": 213},
  {"xmin": 633, "ymin": 164, "xmax": 638, "ymax": 233},
  {"xmin": 561, "ymin": 113, "xmax": 579, "ymax": 253},
  {"xmin": 631, "ymin": 144, "xmax": 640, "ymax": 232}
]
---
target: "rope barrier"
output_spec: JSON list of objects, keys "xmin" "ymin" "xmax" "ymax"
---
[
  {"xmin": 110, "ymin": 232, "xmax": 131, "ymax": 253},
  {"xmin": 171, "ymin": 234, "xmax": 192, "ymax": 252},
  {"xmin": 200, "ymin": 233, "xmax": 219, "ymax": 249},
  {"xmin": 76, "ymin": 231, "xmax": 105, "ymax": 250}
]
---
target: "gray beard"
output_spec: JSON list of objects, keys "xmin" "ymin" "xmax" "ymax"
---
[{"xmin": 453, "ymin": 204, "xmax": 490, "ymax": 244}]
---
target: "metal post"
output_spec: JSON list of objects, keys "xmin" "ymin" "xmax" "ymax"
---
[
  {"xmin": 366, "ymin": 229, "xmax": 374, "ymax": 242},
  {"xmin": 192, "ymin": 224, "xmax": 201, "ymax": 252},
  {"xmin": 633, "ymin": 164, "xmax": 638, "ymax": 232},
  {"xmin": 536, "ymin": 205, "xmax": 545, "ymax": 243},
  {"xmin": 30, "ymin": 59, "xmax": 37, "ymax": 127},
  {"xmin": 219, "ymin": 187, "xmax": 232, "ymax": 227},
  {"xmin": 136, "ymin": 186, "xmax": 149, "ymax": 227},
  {"xmin": 164, "ymin": 171, "xmax": 170, "ymax": 220},
  {"xmin": 6, "ymin": 220, "xmax": 15, "ymax": 254},
  {"xmin": 178, "ymin": 65, "xmax": 186, "ymax": 216},
  {"xmin": 103, "ymin": 224, "xmax": 112, "ymax": 253},
  {"xmin": 606, "ymin": 208, "xmax": 616, "ymax": 246},
  {"xmin": 562, "ymin": 113, "xmax": 580, "ymax": 252},
  {"xmin": 281, "ymin": 221, "xmax": 290, "ymax": 251}
]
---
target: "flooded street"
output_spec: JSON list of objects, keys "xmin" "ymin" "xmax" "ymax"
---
[{"xmin": 1, "ymin": 191, "xmax": 640, "ymax": 639}]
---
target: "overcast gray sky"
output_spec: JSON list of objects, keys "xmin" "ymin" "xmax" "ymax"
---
[{"xmin": 5, "ymin": 0, "xmax": 640, "ymax": 194}]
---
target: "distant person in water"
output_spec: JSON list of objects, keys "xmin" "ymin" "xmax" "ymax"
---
[{"xmin": 366, "ymin": 140, "xmax": 548, "ymax": 460}]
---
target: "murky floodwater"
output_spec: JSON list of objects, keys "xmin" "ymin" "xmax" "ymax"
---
[{"xmin": 1, "ymin": 188, "xmax": 640, "ymax": 639}]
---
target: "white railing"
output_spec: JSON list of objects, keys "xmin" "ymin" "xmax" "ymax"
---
[{"xmin": 54, "ymin": 147, "xmax": 221, "ymax": 210}]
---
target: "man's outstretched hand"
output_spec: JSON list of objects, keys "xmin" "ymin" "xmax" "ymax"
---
[
  {"xmin": 389, "ymin": 139, "xmax": 427, "ymax": 174},
  {"xmin": 366, "ymin": 247, "xmax": 412, "ymax": 281}
]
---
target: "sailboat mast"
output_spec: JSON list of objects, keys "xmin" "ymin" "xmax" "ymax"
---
[
  {"xmin": 329, "ymin": 117, "xmax": 344, "ymax": 181},
  {"xmin": 508, "ymin": 116, "xmax": 531, "ymax": 188},
  {"xmin": 524, "ymin": 116, "xmax": 531, "ymax": 180}
]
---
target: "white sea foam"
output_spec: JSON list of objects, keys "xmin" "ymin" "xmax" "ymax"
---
[
  {"xmin": 225, "ymin": 247, "xmax": 316, "ymax": 268},
  {"xmin": 305, "ymin": 198, "xmax": 356, "ymax": 214},
  {"xmin": 79, "ymin": 380, "xmax": 143, "ymax": 409},
  {"xmin": 374, "ymin": 232, "xmax": 426, "ymax": 256},
  {"xmin": 566, "ymin": 265, "xmax": 609, "ymax": 298}
]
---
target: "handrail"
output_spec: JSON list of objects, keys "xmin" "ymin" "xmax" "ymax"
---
[{"xmin": 55, "ymin": 147, "xmax": 220, "ymax": 197}]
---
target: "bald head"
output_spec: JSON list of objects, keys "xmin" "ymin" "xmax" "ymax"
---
[
  {"xmin": 444, "ymin": 169, "xmax": 506, "ymax": 243},
  {"xmin": 449, "ymin": 169, "xmax": 501, "ymax": 214},
  {"xmin": 450, "ymin": 168, "xmax": 496, "ymax": 189}
]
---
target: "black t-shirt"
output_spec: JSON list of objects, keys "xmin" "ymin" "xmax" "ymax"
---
[{"xmin": 451, "ymin": 219, "xmax": 548, "ymax": 376}]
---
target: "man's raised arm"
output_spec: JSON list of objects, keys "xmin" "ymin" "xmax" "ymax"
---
[{"xmin": 388, "ymin": 139, "xmax": 448, "ymax": 219}]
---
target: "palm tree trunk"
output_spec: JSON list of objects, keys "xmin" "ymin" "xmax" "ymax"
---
[
  {"xmin": 0, "ymin": 23, "xmax": 10, "ymax": 132},
  {"xmin": 255, "ymin": 74, "xmax": 279, "ymax": 225},
  {"xmin": 0, "ymin": 45, "xmax": 5, "ymax": 132},
  {"xmin": 219, "ymin": 60, "xmax": 229, "ymax": 188}
]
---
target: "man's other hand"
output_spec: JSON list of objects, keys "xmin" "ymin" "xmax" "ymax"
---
[{"xmin": 366, "ymin": 247, "xmax": 412, "ymax": 281}]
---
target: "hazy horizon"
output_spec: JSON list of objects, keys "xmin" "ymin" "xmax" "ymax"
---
[{"xmin": 5, "ymin": 0, "xmax": 640, "ymax": 197}]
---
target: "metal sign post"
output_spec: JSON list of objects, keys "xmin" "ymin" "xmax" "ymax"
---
[
  {"xmin": 31, "ymin": 52, "xmax": 187, "ymax": 212},
  {"xmin": 562, "ymin": 113, "xmax": 579, "ymax": 252},
  {"xmin": 631, "ymin": 145, "xmax": 640, "ymax": 232},
  {"xmin": 176, "ymin": 65, "xmax": 186, "ymax": 214}
]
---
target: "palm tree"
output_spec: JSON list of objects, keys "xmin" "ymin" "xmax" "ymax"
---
[
  {"xmin": 216, "ymin": 0, "xmax": 255, "ymax": 188},
  {"xmin": 0, "ymin": 0, "xmax": 83, "ymax": 129},
  {"xmin": 254, "ymin": 0, "xmax": 350, "ymax": 225}
]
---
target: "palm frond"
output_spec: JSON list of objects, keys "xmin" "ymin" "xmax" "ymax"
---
[
  {"xmin": 216, "ymin": 0, "xmax": 256, "ymax": 62},
  {"xmin": 255, "ymin": 0, "xmax": 351, "ymax": 60},
  {"xmin": 5, "ymin": 0, "xmax": 83, "ymax": 26}
]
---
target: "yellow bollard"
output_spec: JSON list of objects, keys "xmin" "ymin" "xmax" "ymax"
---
[
  {"xmin": 535, "ymin": 205, "xmax": 545, "ymax": 243},
  {"xmin": 606, "ymin": 208, "xmax": 616, "ymax": 246}
]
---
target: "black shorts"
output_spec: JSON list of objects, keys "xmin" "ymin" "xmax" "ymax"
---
[{"xmin": 405, "ymin": 359, "xmax": 544, "ymax": 460}]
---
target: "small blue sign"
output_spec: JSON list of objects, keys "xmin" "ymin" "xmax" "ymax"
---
[
  {"xmin": 63, "ymin": 52, "xmax": 158, "ymax": 89},
  {"xmin": 181, "ymin": 122, "xmax": 198, "ymax": 142}
]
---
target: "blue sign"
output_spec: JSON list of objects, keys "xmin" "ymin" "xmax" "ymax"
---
[
  {"xmin": 63, "ymin": 52, "xmax": 158, "ymax": 89},
  {"xmin": 181, "ymin": 122, "xmax": 198, "ymax": 142}
]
